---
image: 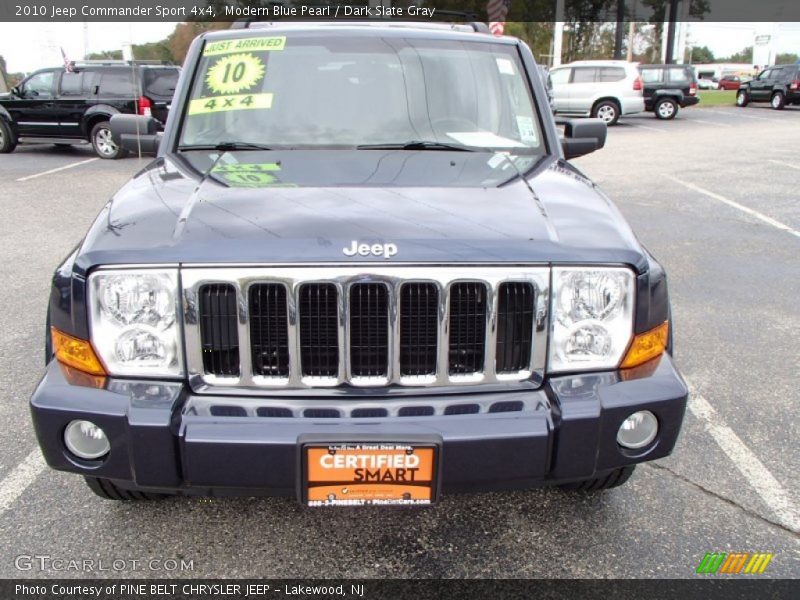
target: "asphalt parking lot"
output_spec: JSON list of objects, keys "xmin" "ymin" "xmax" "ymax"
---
[{"xmin": 0, "ymin": 104, "xmax": 798, "ymax": 579}]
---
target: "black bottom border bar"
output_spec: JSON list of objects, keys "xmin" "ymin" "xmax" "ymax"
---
[{"xmin": 3, "ymin": 579, "xmax": 798, "ymax": 600}]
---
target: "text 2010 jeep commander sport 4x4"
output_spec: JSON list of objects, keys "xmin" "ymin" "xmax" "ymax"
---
[{"xmin": 31, "ymin": 22, "xmax": 687, "ymax": 505}]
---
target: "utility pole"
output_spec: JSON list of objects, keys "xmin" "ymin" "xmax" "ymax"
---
[
  {"xmin": 626, "ymin": 0, "xmax": 637, "ymax": 62},
  {"xmin": 613, "ymin": 0, "xmax": 625, "ymax": 60},
  {"xmin": 553, "ymin": 0, "xmax": 565, "ymax": 66},
  {"xmin": 626, "ymin": 21, "xmax": 635, "ymax": 61},
  {"xmin": 664, "ymin": 0, "xmax": 680, "ymax": 64}
]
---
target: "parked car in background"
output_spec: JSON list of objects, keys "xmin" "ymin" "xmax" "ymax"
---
[
  {"xmin": 0, "ymin": 60, "xmax": 179, "ymax": 158},
  {"xmin": 718, "ymin": 75, "xmax": 743, "ymax": 90},
  {"xmin": 549, "ymin": 60, "xmax": 644, "ymax": 125},
  {"xmin": 736, "ymin": 64, "xmax": 800, "ymax": 109},
  {"xmin": 538, "ymin": 65, "xmax": 554, "ymax": 113},
  {"xmin": 736, "ymin": 64, "xmax": 800, "ymax": 110},
  {"xmin": 0, "ymin": 64, "xmax": 8, "ymax": 94},
  {"xmin": 638, "ymin": 64, "xmax": 699, "ymax": 119},
  {"xmin": 697, "ymin": 78, "xmax": 718, "ymax": 90}
]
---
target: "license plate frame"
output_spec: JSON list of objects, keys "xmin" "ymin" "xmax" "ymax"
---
[{"xmin": 299, "ymin": 437, "xmax": 441, "ymax": 507}]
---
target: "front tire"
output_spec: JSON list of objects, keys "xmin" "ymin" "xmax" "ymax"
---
[
  {"xmin": 559, "ymin": 466, "xmax": 636, "ymax": 492},
  {"xmin": 0, "ymin": 119, "xmax": 17, "ymax": 153},
  {"xmin": 90, "ymin": 121, "xmax": 126, "ymax": 159},
  {"xmin": 654, "ymin": 98, "xmax": 679, "ymax": 120},
  {"xmin": 771, "ymin": 91, "xmax": 786, "ymax": 110},
  {"xmin": 592, "ymin": 100, "xmax": 620, "ymax": 125},
  {"xmin": 84, "ymin": 477, "xmax": 167, "ymax": 501},
  {"xmin": 736, "ymin": 90, "xmax": 749, "ymax": 107}
]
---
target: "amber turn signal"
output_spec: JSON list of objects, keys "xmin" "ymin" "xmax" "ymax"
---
[
  {"xmin": 620, "ymin": 321, "xmax": 669, "ymax": 369},
  {"xmin": 51, "ymin": 327, "xmax": 106, "ymax": 376}
]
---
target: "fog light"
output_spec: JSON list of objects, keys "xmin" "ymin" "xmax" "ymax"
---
[
  {"xmin": 64, "ymin": 420, "xmax": 110, "ymax": 460},
  {"xmin": 617, "ymin": 411, "xmax": 658, "ymax": 449}
]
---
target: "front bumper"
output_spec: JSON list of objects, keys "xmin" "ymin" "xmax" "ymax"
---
[{"xmin": 30, "ymin": 356, "xmax": 687, "ymax": 497}]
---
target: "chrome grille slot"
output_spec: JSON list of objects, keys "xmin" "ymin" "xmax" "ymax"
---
[
  {"xmin": 298, "ymin": 283, "xmax": 339, "ymax": 378},
  {"xmin": 496, "ymin": 282, "xmax": 535, "ymax": 374},
  {"xmin": 199, "ymin": 283, "xmax": 240, "ymax": 377},
  {"xmin": 399, "ymin": 283, "xmax": 439, "ymax": 377},
  {"xmin": 448, "ymin": 282, "xmax": 487, "ymax": 375},
  {"xmin": 182, "ymin": 266, "xmax": 549, "ymax": 393},
  {"xmin": 249, "ymin": 283, "xmax": 290, "ymax": 378},
  {"xmin": 349, "ymin": 283, "xmax": 389, "ymax": 377}
]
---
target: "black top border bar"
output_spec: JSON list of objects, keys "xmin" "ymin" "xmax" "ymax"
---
[{"xmin": 1, "ymin": 1, "xmax": 800, "ymax": 23}]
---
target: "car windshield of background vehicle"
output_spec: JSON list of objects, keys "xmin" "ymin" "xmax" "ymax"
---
[{"xmin": 179, "ymin": 35, "xmax": 543, "ymax": 153}]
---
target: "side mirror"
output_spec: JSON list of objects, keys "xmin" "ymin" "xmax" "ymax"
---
[
  {"xmin": 110, "ymin": 114, "xmax": 161, "ymax": 155},
  {"xmin": 561, "ymin": 118, "xmax": 607, "ymax": 160},
  {"xmin": 11, "ymin": 86, "xmax": 20, "ymax": 96}
]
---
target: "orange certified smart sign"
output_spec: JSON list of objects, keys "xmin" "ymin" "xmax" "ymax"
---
[{"xmin": 304, "ymin": 443, "xmax": 437, "ymax": 506}]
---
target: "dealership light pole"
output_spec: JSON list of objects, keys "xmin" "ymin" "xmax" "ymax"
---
[{"xmin": 553, "ymin": 0, "xmax": 565, "ymax": 66}]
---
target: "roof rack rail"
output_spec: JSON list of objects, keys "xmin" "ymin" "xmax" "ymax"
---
[
  {"xmin": 229, "ymin": 18, "xmax": 250, "ymax": 29},
  {"xmin": 467, "ymin": 22, "xmax": 491, "ymax": 33},
  {"xmin": 227, "ymin": 18, "xmax": 489, "ymax": 32},
  {"xmin": 72, "ymin": 59, "xmax": 174, "ymax": 66}
]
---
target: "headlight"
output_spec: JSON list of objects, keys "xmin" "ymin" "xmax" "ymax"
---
[
  {"xmin": 89, "ymin": 270, "xmax": 183, "ymax": 377},
  {"xmin": 549, "ymin": 267, "xmax": 634, "ymax": 373}
]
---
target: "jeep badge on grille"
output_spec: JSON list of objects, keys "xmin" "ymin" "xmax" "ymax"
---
[{"xmin": 342, "ymin": 240, "xmax": 398, "ymax": 259}]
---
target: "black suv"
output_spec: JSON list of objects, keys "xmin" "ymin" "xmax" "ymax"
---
[
  {"xmin": 31, "ymin": 23, "xmax": 687, "ymax": 504},
  {"xmin": 0, "ymin": 61, "xmax": 179, "ymax": 158},
  {"xmin": 736, "ymin": 64, "xmax": 800, "ymax": 110},
  {"xmin": 638, "ymin": 64, "xmax": 699, "ymax": 119}
]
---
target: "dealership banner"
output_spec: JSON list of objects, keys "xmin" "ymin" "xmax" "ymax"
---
[
  {"xmin": 3, "ymin": 579, "xmax": 798, "ymax": 600},
  {"xmin": 0, "ymin": 0, "xmax": 799, "ymax": 23}
]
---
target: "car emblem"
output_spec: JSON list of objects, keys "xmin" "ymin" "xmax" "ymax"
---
[{"xmin": 342, "ymin": 240, "xmax": 398, "ymax": 259}]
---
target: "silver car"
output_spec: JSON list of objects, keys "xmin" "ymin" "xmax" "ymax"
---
[{"xmin": 549, "ymin": 60, "xmax": 645, "ymax": 125}]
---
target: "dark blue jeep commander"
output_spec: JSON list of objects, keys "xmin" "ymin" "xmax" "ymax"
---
[{"xmin": 31, "ymin": 22, "xmax": 687, "ymax": 505}]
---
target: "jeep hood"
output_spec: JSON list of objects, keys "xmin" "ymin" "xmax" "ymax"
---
[{"xmin": 77, "ymin": 150, "xmax": 645, "ymax": 272}]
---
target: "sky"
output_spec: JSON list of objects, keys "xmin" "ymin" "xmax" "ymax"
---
[
  {"xmin": 0, "ymin": 22, "xmax": 177, "ymax": 73},
  {"xmin": 0, "ymin": 21, "xmax": 799, "ymax": 74}
]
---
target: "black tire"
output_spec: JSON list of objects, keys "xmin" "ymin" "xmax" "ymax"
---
[
  {"xmin": 90, "ymin": 120, "xmax": 127, "ymax": 159},
  {"xmin": 0, "ymin": 119, "xmax": 17, "ymax": 153},
  {"xmin": 592, "ymin": 100, "xmax": 620, "ymax": 125},
  {"xmin": 771, "ymin": 91, "xmax": 786, "ymax": 110},
  {"xmin": 654, "ymin": 98, "xmax": 679, "ymax": 120},
  {"xmin": 84, "ymin": 476, "xmax": 167, "ymax": 501},
  {"xmin": 559, "ymin": 466, "xmax": 636, "ymax": 492},
  {"xmin": 736, "ymin": 90, "xmax": 749, "ymax": 107}
]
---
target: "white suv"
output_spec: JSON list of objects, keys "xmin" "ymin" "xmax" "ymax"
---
[{"xmin": 549, "ymin": 60, "xmax": 645, "ymax": 125}]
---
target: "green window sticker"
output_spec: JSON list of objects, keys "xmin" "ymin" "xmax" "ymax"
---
[
  {"xmin": 212, "ymin": 163, "xmax": 281, "ymax": 173},
  {"xmin": 203, "ymin": 36, "xmax": 286, "ymax": 57},
  {"xmin": 188, "ymin": 93, "xmax": 273, "ymax": 115},
  {"xmin": 210, "ymin": 163, "xmax": 297, "ymax": 188},
  {"xmin": 206, "ymin": 53, "xmax": 266, "ymax": 95}
]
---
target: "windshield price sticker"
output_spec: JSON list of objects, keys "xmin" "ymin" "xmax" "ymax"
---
[
  {"xmin": 203, "ymin": 36, "xmax": 286, "ymax": 56},
  {"xmin": 206, "ymin": 53, "xmax": 266, "ymax": 95},
  {"xmin": 210, "ymin": 163, "xmax": 297, "ymax": 188},
  {"xmin": 188, "ymin": 93, "xmax": 273, "ymax": 115}
]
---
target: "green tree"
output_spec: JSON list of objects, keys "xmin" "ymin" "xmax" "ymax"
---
[
  {"xmin": 689, "ymin": 45, "xmax": 715, "ymax": 63},
  {"xmin": 776, "ymin": 52, "xmax": 798, "ymax": 65},
  {"xmin": 720, "ymin": 46, "xmax": 753, "ymax": 64},
  {"xmin": 86, "ymin": 50, "xmax": 123, "ymax": 60}
]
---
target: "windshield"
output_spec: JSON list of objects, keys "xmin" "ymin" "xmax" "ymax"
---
[{"xmin": 179, "ymin": 34, "xmax": 543, "ymax": 152}]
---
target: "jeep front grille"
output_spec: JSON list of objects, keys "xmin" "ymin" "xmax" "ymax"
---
[
  {"xmin": 183, "ymin": 266, "xmax": 549, "ymax": 393},
  {"xmin": 198, "ymin": 283, "xmax": 240, "ymax": 377}
]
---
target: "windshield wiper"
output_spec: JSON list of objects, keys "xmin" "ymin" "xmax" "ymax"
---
[
  {"xmin": 177, "ymin": 141, "xmax": 274, "ymax": 152},
  {"xmin": 356, "ymin": 140, "xmax": 477, "ymax": 152}
]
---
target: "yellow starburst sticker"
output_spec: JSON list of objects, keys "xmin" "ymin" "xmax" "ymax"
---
[{"xmin": 206, "ymin": 53, "xmax": 266, "ymax": 95}]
